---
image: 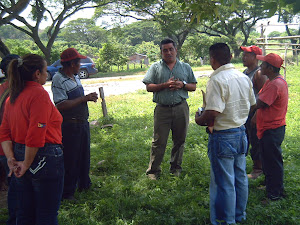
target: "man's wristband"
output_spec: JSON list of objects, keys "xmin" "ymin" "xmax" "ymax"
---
[{"xmin": 182, "ymin": 81, "xmax": 187, "ymax": 89}]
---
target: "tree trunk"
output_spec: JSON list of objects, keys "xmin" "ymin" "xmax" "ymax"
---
[
  {"xmin": 285, "ymin": 25, "xmax": 297, "ymax": 56},
  {"xmin": 0, "ymin": 39, "xmax": 10, "ymax": 58},
  {"xmin": 233, "ymin": 47, "xmax": 241, "ymax": 58}
]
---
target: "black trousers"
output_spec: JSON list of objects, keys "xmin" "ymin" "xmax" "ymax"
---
[
  {"xmin": 259, "ymin": 126, "xmax": 285, "ymax": 199},
  {"xmin": 245, "ymin": 110, "xmax": 260, "ymax": 161},
  {"xmin": 62, "ymin": 121, "xmax": 91, "ymax": 198}
]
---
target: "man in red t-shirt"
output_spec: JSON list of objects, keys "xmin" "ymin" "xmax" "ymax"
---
[{"xmin": 254, "ymin": 53, "xmax": 288, "ymax": 201}]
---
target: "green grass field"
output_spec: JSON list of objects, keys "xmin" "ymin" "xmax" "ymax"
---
[{"xmin": 0, "ymin": 65, "xmax": 299, "ymax": 225}]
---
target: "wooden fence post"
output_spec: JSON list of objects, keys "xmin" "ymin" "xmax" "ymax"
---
[{"xmin": 99, "ymin": 87, "xmax": 108, "ymax": 117}]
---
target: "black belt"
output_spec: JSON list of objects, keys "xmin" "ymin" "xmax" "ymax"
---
[
  {"xmin": 63, "ymin": 118, "xmax": 87, "ymax": 124},
  {"xmin": 157, "ymin": 101, "xmax": 184, "ymax": 108}
]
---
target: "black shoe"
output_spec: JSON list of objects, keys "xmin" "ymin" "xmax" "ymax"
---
[
  {"xmin": 78, "ymin": 182, "xmax": 92, "ymax": 192},
  {"xmin": 170, "ymin": 170, "xmax": 181, "ymax": 177},
  {"xmin": 267, "ymin": 194, "xmax": 284, "ymax": 201},
  {"xmin": 62, "ymin": 195, "xmax": 76, "ymax": 201}
]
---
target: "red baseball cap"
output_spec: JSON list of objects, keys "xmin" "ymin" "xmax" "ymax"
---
[
  {"xmin": 240, "ymin": 45, "xmax": 262, "ymax": 55},
  {"xmin": 60, "ymin": 48, "xmax": 86, "ymax": 62},
  {"xmin": 256, "ymin": 53, "xmax": 283, "ymax": 68}
]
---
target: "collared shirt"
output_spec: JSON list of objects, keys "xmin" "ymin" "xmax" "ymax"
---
[
  {"xmin": 0, "ymin": 81, "xmax": 62, "ymax": 147},
  {"xmin": 256, "ymin": 76, "xmax": 288, "ymax": 139},
  {"xmin": 205, "ymin": 63, "xmax": 256, "ymax": 131},
  {"xmin": 142, "ymin": 59, "xmax": 197, "ymax": 105},
  {"xmin": 51, "ymin": 69, "xmax": 89, "ymax": 121}
]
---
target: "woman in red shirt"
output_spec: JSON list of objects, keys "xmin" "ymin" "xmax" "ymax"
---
[{"xmin": 0, "ymin": 54, "xmax": 64, "ymax": 225}]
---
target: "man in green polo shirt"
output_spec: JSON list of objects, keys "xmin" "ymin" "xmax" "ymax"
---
[{"xmin": 143, "ymin": 38, "xmax": 197, "ymax": 180}]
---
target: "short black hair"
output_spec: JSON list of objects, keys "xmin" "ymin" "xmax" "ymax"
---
[
  {"xmin": 209, "ymin": 43, "xmax": 231, "ymax": 65},
  {"xmin": 265, "ymin": 62, "xmax": 280, "ymax": 73},
  {"xmin": 160, "ymin": 38, "xmax": 176, "ymax": 50},
  {"xmin": 0, "ymin": 54, "xmax": 20, "ymax": 77}
]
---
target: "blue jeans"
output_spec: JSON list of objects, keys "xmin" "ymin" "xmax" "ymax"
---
[
  {"xmin": 13, "ymin": 143, "xmax": 64, "ymax": 225},
  {"xmin": 61, "ymin": 121, "xmax": 91, "ymax": 198},
  {"xmin": 208, "ymin": 126, "xmax": 248, "ymax": 225}
]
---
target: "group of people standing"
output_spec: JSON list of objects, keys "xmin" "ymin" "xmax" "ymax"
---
[
  {"xmin": 144, "ymin": 39, "xmax": 288, "ymax": 224},
  {"xmin": 0, "ymin": 48, "xmax": 97, "ymax": 224},
  {"xmin": 0, "ymin": 38, "xmax": 288, "ymax": 225}
]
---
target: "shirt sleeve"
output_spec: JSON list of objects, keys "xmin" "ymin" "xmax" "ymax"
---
[
  {"xmin": 0, "ymin": 101, "xmax": 11, "ymax": 143},
  {"xmin": 259, "ymin": 83, "xmax": 278, "ymax": 106},
  {"xmin": 25, "ymin": 91, "xmax": 51, "ymax": 147},
  {"xmin": 142, "ymin": 64, "xmax": 157, "ymax": 84},
  {"xmin": 249, "ymin": 87, "xmax": 256, "ymax": 106},
  {"xmin": 185, "ymin": 64, "xmax": 197, "ymax": 83},
  {"xmin": 205, "ymin": 79, "xmax": 225, "ymax": 113},
  {"xmin": 51, "ymin": 75, "xmax": 68, "ymax": 104}
]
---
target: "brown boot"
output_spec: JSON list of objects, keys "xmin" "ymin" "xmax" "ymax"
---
[{"xmin": 248, "ymin": 160, "xmax": 263, "ymax": 179}]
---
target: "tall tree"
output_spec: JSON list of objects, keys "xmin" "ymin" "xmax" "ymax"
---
[
  {"xmin": 111, "ymin": 20, "xmax": 162, "ymax": 46},
  {"xmin": 1, "ymin": 0, "xmax": 113, "ymax": 63},
  {"xmin": 97, "ymin": 42, "xmax": 127, "ymax": 72},
  {"xmin": 0, "ymin": 0, "xmax": 30, "ymax": 56},
  {"xmin": 101, "ymin": 0, "xmax": 217, "ymax": 56},
  {"xmin": 59, "ymin": 18, "xmax": 108, "ymax": 48},
  {"xmin": 0, "ymin": 24, "xmax": 29, "ymax": 40},
  {"xmin": 195, "ymin": 0, "xmax": 269, "ymax": 57}
]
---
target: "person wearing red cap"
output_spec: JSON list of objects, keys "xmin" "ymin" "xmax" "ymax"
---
[
  {"xmin": 254, "ymin": 53, "xmax": 288, "ymax": 201},
  {"xmin": 240, "ymin": 45, "xmax": 268, "ymax": 179},
  {"xmin": 51, "ymin": 48, "xmax": 98, "ymax": 200}
]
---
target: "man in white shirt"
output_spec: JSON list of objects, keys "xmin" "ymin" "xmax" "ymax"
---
[{"xmin": 195, "ymin": 43, "xmax": 256, "ymax": 225}]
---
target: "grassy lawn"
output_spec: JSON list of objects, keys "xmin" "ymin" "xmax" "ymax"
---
[{"xmin": 0, "ymin": 64, "xmax": 299, "ymax": 225}]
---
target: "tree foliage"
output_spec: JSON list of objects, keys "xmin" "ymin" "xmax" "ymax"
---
[
  {"xmin": 134, "ymin": 41, "xmax": 160, "ymax": 63},
  {"xmin": 97, "ymin": 42, "xmax": 127, "ymax": 72},
  {"xmin": 0, "ymin": 24, "xmax": 29, "ymax": 40},
  {"xmin": 111, "ymin": 20, "xmax": 162, "ymax": 46},
  {"xmin": 102, "ymin": 0, "xmax": 201, "ymax": 55},
  {"xmin": 0, "ymin": 0, "xmax": 30, "ymax": 56},
  {"xmin": 0, "ymin": 0, "xmax": 114, "ymax": 63},
  {"xmin": 59, "ymin": 18, "xmax": 108, "ymax": 48},
  {"xmin": 195, "ymin": 0, "xmax": 269, "ymax": 57}
]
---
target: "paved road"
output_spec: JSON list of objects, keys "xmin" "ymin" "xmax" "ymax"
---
[{"xmin": 43, "ymin": 71, "xmax": 211, "ymax": 102}]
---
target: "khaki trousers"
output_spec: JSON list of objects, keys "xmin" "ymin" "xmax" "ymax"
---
[{"xmin": 146, "ymin": 101, "xmax": 189, "ymax": 174}]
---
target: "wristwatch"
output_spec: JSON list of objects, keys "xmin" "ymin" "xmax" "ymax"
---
[{"xmin": 182, "ymin": 81, "xmax": 187, "ymax": 89}]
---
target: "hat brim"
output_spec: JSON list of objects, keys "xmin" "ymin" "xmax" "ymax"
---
[{"xmin": 256, "ymin": 55, "xmax": 266, "ymax": 61}]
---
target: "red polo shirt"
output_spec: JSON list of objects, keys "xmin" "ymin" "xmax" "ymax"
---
[
  {"xmin": 0, "ymin": 81, "xmax": 62, "ymax": 147},
  {"xmin": 256, "ymin": 76, "xmax": 288, "ymax": 139}
]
